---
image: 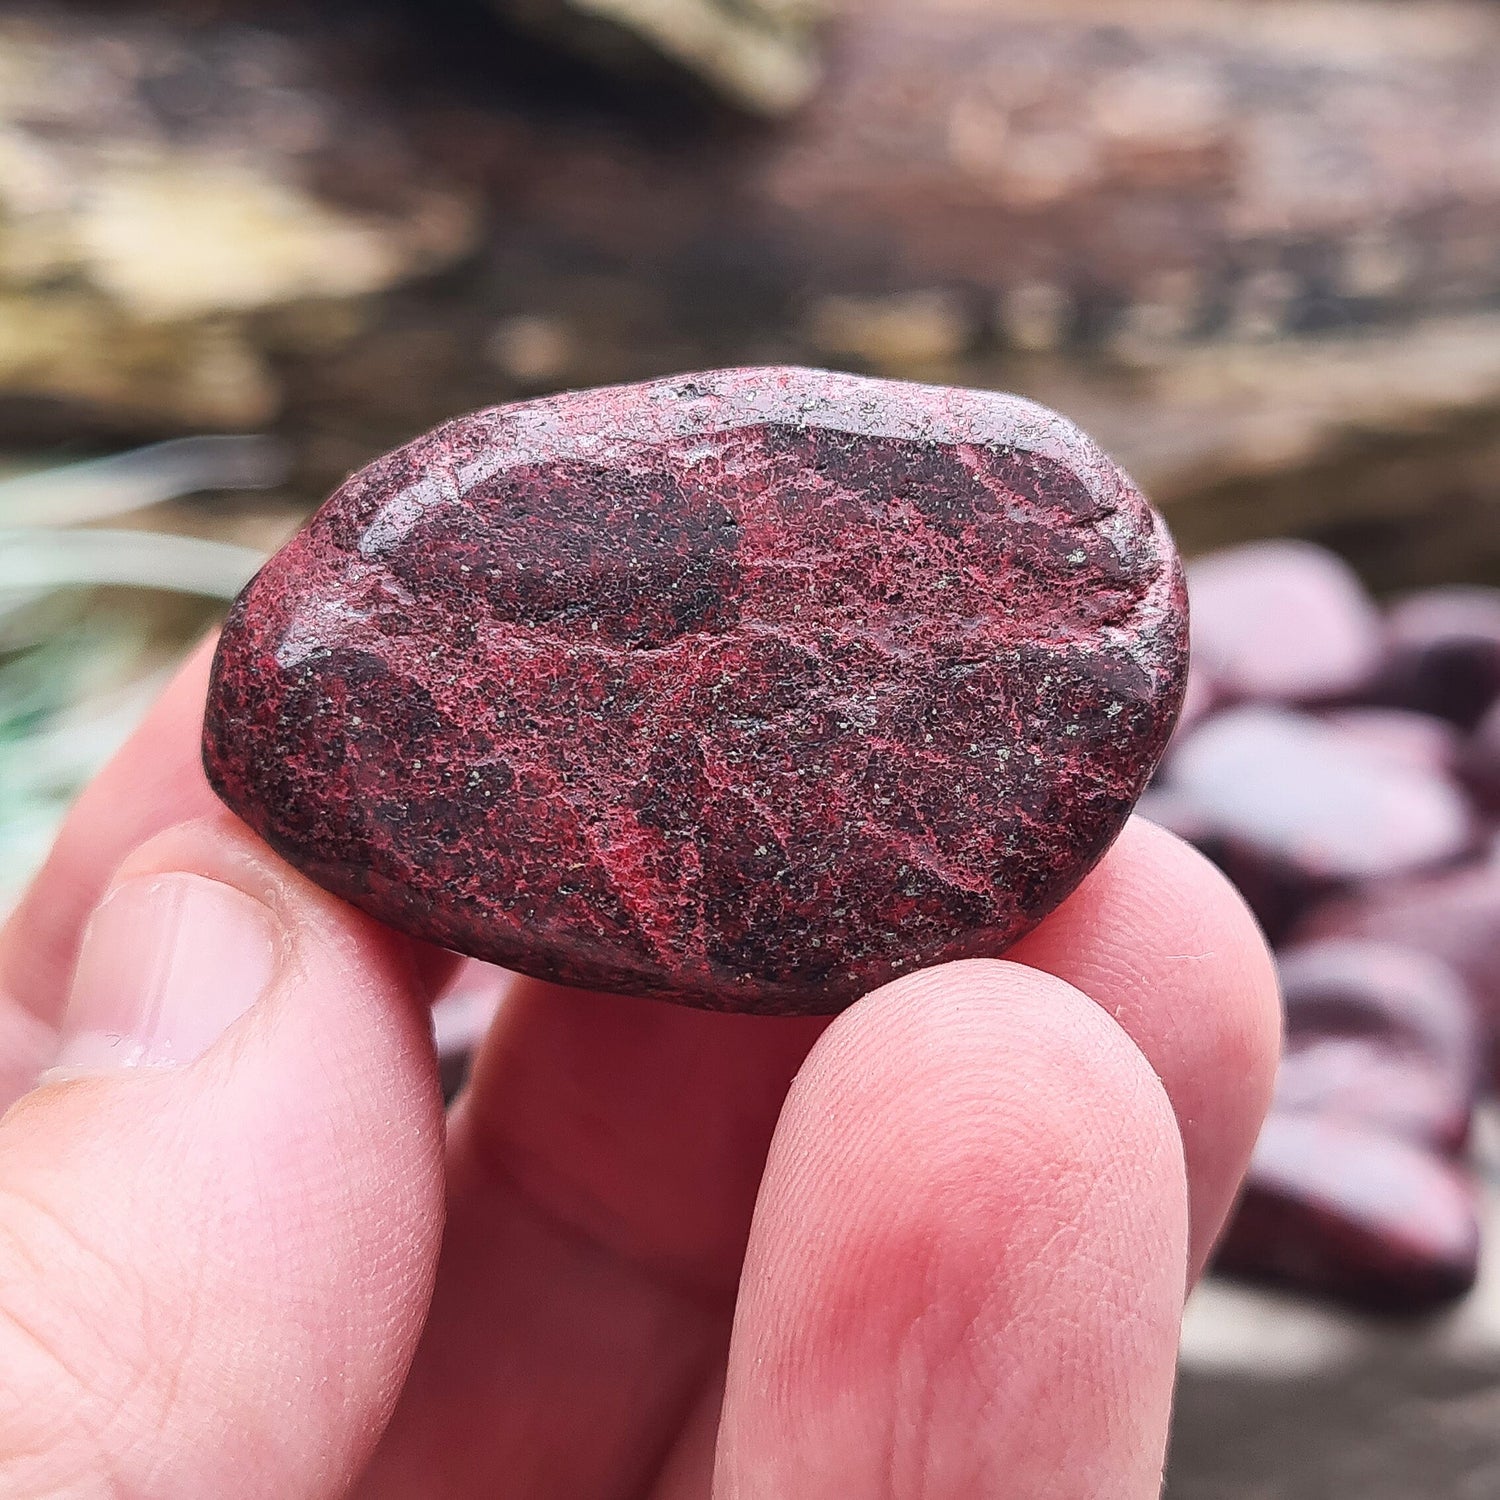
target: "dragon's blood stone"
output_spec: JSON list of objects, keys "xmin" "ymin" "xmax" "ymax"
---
[
  {"xmin": 1319, "ymin": 706, "xmax": 1460, "ymax": 780},
  {"xmin": 203, "ymin": 367, "xmax": 1187, "ymax": 1013},
  {"xmin": 1156, "ymin": 705, "xmax": 1474, "ymax": 940},
  {"xmin": 1296, "ymin": 866, "xmax": 1500, "ymax": 1042},
  {"xmin": 1376, "ymin": 586, "xmax": 1500, "ymax": 729}
]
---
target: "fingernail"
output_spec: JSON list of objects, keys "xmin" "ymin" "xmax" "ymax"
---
[{"xmin": 50, "ymin": 873, "xmax": 281, "ymax": 1076}]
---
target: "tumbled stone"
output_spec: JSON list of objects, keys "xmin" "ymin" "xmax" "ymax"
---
[
  {"xmin": 1155, "ymin": 705, "xmax": 1475, "ymax": 939},
  {"xmin": 1318, "ymin": 706, "xmax": 1460, "ymax": 779},
  {"xmin": 1374, "ymin": 586, "xmax": 1500, "ymax": 729},
  {"xmin": 203, "ymin": 367, "xmax": 1187, "ymax": 1013},
  {"xmin": 1186, "ymin": 540, "xmax": 1382, "ymax": 705},
  {"xmin": 1296, "ymin": 865, "xmax": 1500, "ymax": 1035},
  {"xmin": 1213, "ymin": 1113, "xmax": 1481, "ymax": 1313},
  {"xmin": 1275, "ymin": 939, "xmax": 1480, "ymax": 1153},
  {"xmin": 1459, "ymin": 695, "xmax": 1500, "ymax": 810}
]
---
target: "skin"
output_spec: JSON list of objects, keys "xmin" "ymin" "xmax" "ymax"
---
[{"xmin": 0, "ymin": 641, "xmax": 1280, "ymax": 1499}]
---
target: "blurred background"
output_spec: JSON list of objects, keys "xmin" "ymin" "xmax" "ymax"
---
[{"xmin": 4, "ymin": 0, "xmax": 1500, "ymax": 1492}]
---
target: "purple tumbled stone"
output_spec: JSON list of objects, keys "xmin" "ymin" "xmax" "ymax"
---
[
  {"xmin": 1460, "ymin": 695, "xmax": 1500, "ymax": 811},
  {"xmin": 1296, "ymin": 865, "xmax": 1500, "ymax": 1047},
  {"xmin": 1187, "ymin": 540, "xmax": 1382, "ymax": 705},
  {"xmin": 1155, "ymin": 705, "xmax": 1475, "ymax": 938},
  {"xmin": 202, "ymin": 367, "xmax": 1188, "ymax": 1014},
  {"xmin": 1374, "ymin": 586, "xmax": 1500, "ymax": 729},
  {"xmin": 1213, "ymin": 1113, "xmax": 1481, "ymax": 1313},
  {"xmin": 1275, "ymin": 939, "xmax": 1480, "ymax": 1153},
  {"xmin": 1318, "ymin": 706, "xmax": 1460, "ymax": 779}
]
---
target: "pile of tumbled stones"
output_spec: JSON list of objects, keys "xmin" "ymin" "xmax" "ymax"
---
[{"xmin": 1140, "ymin": 539, "xmax": 1500, "ymax": 1313}]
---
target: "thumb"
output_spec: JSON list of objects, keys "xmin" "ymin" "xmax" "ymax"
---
[{"xmin": 0, "ymin": 817, "xmax": 446, "ymax": 1500}]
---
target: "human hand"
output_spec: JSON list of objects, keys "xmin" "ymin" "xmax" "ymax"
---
[{"xmin": 0, "ymin": 639, "xmax": 1279, "ymax": 1499}]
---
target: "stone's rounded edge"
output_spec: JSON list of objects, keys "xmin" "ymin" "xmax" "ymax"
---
[
  {"xmin": 1139, "ymin": 501, "xmax": 1192, "ymax": 714},
  {"xmin": 1277, "ymin": 936, "xmax": 1481, "ymax": 1066},
  {"xmin": 440, "ymin": 364, "xmax": 1142, "ymax": 503},
  {"xmin": 200, "ymin": 367, "xmax": 1189, "ymax": 1015}
]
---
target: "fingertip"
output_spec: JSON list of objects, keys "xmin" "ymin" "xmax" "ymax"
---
[
  {"xmin": 1008, "ymin": 817, "xmax": 1282, "ymax": 1273},
  {"xmin": 113, "ymin": 811, "xmax": 448, "ymax": 1006},
  {"xmin": 717, "ymin": 958, "xmax": 1188, "ymax": 1499},
  {"xmin": 781, "ymin": 957, "xmax": 1188, "ymax": 1268}
]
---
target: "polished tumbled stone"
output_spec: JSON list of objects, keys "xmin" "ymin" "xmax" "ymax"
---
[
  {"xmin": 1376, "ymin": 586, "xmax": 1500, "ymax": 729},
  {"xmin": 1276, "ymin": 938, "xmax": 1480, "ymax": 1153},
  {"xmin": 1187, "ymin": 540, "xmax": 1382, "ymax": 705},
  {"xmin": 1155, "ymin": 705, "xmax": 1475, "ymax": 939},
  {"xmin": 204, "ymin": 367, "xmax": 1187, "ymax": 1013},
  {"xmin": 1214, "ymin": 1112, "xmax": 1481, "ymax": 1314}
]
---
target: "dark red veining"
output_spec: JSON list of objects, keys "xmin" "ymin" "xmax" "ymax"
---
[{"xmin": 203, "ymin": 367, "xmax": 1187, "ymax": 1013}]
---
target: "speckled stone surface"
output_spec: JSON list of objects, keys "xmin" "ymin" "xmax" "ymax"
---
[{"xmin": 203, "ymin": 366, "xmax": 1187, "ymax": 1013}]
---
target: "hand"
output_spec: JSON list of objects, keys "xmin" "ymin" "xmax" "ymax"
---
[{"xmin": 0, "ymin": 639, "xmax": 1279, "ymax": 1499}]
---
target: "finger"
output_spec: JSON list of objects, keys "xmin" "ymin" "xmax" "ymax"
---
[
  {"xmin": 365, "ymin": 817, "xmax": 1275, "ymax": 1497},
  {"xmin": 360, "ymin": 994, "xmax": 828, "ymax": 1500},
  {"xmin": 0, "ymin": 816, "xmax": 444, "ymax": 1500},
  {"xmin": 0, "ymin": 639, "xmax": 462, "ymax": 1106},
  {"xmin": 1008, "ymin": 816, "xmax": 1281, "ymax": 1273},
  {"xmin": 715, "ymin": 959, "xmax": 1189, "ymax": 1499},
  {"xmin": 0, "ymin": 638, "xmax": 220, "ymax": 1101}
]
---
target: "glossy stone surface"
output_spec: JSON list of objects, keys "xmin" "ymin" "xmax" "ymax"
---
[
  {"xmin": 1319, "ymin": 706, "xmax": 1460, "ymax": 779},
  {"xmin": 1459, "ymin": 696, "xmax": 1500, "ymax": 810},
  {"xmin": 1375, "ymin": 586, "xmax": 1500, "ymax": 729},
  {"xmin": 1155, "ymin": 705, "xmax": 1475, "ymax": 938},
  {"xmin": 1213, "ymin": 1113, "xmax": 1481, "ymax": 1313},
  {"xmin": 1276, "ymin": 939, "xmax": 1480, "ymax": 1152},
  {"xmin": 1187, "ymin": 540, "xmax": 1382, "ymax": 705},
  {"xmin": 1296, "ymin": 866, "xmax": 1500, "ymax": 1030},
  {"xmin": 203, "ymin": 367, "xmax": 1187, "ymax": 1013},
  {"xmin": 1168, "ymin": 708, "xmax": 1472, "ymax": 883}
]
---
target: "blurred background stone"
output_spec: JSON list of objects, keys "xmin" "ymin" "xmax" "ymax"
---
[
  {"xmin": 1152, "ymin": 705, "xmax": 1476, "ymax": 940},
  {"xmin": 1276, "ymin": 939, "xmax": 1480, "ymax": 1152},
  {"xmin": 1375, "ymin": 587, "xmax": 1500, "ymax": 729},
  {"xmin": 1186, "ymin": 541, "xmax": 1383, "ymax": 705},
  {"xmin": 1172, "ymin": 1133, "xmax": 1500, "ymax": 1498},
  {"xmin": 1213, "ymin": 1113, "xmax": 1481, "ymax": 1313}
]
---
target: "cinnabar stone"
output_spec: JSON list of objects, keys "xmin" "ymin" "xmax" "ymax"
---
[{"xmin": 203, "ymin": 367, "xmax": 1187, "ymax": 1013}]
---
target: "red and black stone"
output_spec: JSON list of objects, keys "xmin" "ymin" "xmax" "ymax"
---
[{"xmin": 203, "ymin": 367, "xmax": 1187, "ymax": 1013}]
